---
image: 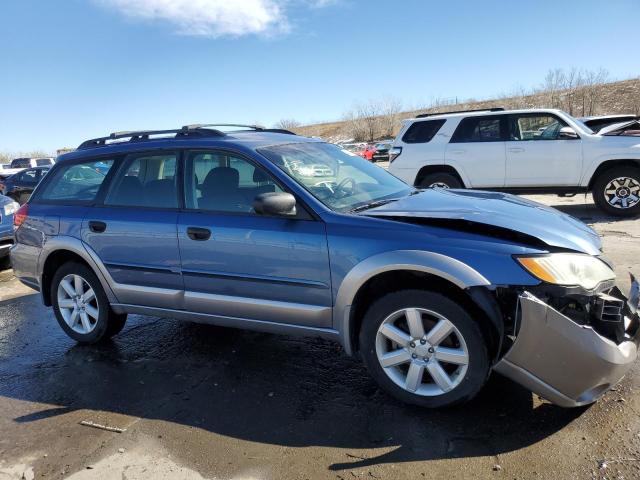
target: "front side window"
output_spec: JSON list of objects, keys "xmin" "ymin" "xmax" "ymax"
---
[
  {"xmin": 509, "ymin": 114, "xmax": 569, "ymax": 141},
  {"xmin": 36, "ymin": 158, "xmax": 54, "ymax": 166},
  {"xmin": 259, "ymin": 142, "xmax": 413, "ymax": 212},
  {"xmin": 451, "ymin": 116, "xmax": 505, "ymax": 143},
  {"xmin": 106, "ymin": 152, "xmax": 178, "ymax": 209},
  {"xmin": 184, "ymin": 151, "xmax": 283, "ymax": 213},
  {"xmin": 38, "ymin": 159, "xmax": 114, "ymax": 202}
]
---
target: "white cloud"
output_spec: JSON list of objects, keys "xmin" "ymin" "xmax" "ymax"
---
[
  {"xmin": 97, "ymin": 0, "xmax": 339, "ymax": 38},
  {"xmin": 98, "ymin": 0, "xmax": 290, "ymax": 38}
]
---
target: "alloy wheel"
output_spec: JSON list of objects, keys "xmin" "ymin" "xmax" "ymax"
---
[
  {"xmin": 604, "ymin": 177, "xmax": 640, "ymax": 209},
  {"xmin": 375, "ymin": 308, "xmax": 469, "ymax": 396},
  {"xmin": 430, "ymin": 182, "xmax": 450, "ymax": 189},
  {"xmin": 57, "ymin": 274, "xmax": 100, "ymax": 334}
]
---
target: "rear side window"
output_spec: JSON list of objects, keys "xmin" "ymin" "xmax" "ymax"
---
[
  {"xmin": 106, "ymin": 152, "xmax": 178, "ymax": 209},
  {"xmin": 11, "ymin": 158, "xmax": 31, "ymax": 168},
  {"xmin": 38, "ymin": 159, "xmax": 115, "ymax": 202},
  {"xmin": 402, "ymin": 119, "xmax": 446, "ymax": 144},
  {"xmin": 451, "ymin": 116, "xmax": 505, "ymax": 143}
]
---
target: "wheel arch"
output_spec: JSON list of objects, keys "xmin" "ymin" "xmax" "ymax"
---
[
  {"xmin": 414, "ymin": 165, "xmax": 466, "ymax": 188},
  {"xmin": 334, "ymin": 250, "xmax": 503, "ymax": 358},
  {"xmin": 587, "ymin": 159, "xmax": 640, "ymax": 189},
  {"xmin": 39, "ymin": 237, "xmax": 118, "ymax": 307}
]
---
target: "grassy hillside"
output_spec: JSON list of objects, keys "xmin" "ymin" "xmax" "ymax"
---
[{"xmin": 293, "ymin": 77, "xmax": 640, "ymax": 141}]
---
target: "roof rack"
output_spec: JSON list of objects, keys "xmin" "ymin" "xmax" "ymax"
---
[
  {"xmin": 77, "ymin": 125, "xmax": 226, "ymax": 150},
  {"xmin": 416, "ymin": 107, "xmax": 505, "ymax": 118},
  {"xmin": 185, "ymin": 124, "xmax": 297, "ymax": 135}
]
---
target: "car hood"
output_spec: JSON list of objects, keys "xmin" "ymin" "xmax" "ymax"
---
[
  {"xmin": 363, "ymin": 189, "xmax": 602, "ymax": 255},
  {"xmin": 598, "ymin": 119, "xmax": 640, "ymax": 136}
]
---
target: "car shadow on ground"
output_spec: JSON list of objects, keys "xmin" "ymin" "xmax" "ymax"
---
[{"xmin": 0, "ymin": 298, "xmax": 585, "ymax": 471}]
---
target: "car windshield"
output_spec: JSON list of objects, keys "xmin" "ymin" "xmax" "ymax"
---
[{"xmin": 259, "ymin": 142, "xmax": 414, "ymax": 212}]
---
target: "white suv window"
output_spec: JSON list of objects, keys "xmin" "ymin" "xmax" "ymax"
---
[
  {"xmin": 509, "ymin": 114, "xmax": 568, "ymax": 141},
  {"xmin": 450, "ymin": 116, "xmax": 505, "ymax": 143}
]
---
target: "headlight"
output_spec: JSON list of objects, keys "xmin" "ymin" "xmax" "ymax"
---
[
  {"xmin": 3, "ymin": 201, "xmax": 19, "ymax": 217},
  {"xmin": 516, "ymin": 253, "xmax": 615, "ymax": 290}
]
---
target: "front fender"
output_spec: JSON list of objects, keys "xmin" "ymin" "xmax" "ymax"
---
[{"xmin": 334, "ymin": 250, "xmax": 490, "ymax": 355}]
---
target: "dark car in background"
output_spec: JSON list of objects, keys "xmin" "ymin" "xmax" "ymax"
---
[
  {"xmin": 581, "ymin": 114, "xmax": 639, "ymax": 133},
  {"xmin": 371, "ymin": 142, "xmax": 393, "ymax": 162},
  {"xmin": 0, "ymin": 166, "xmax": 50, "ymax": 204}
]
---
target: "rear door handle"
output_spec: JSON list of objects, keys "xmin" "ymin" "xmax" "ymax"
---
[
  {"xmin": 508, "ymin": 147, "xmax": 525, "ymax": 153},
  {"xmin": 187, "ymin": 227, "xmax": 211, "ymax": 241},
  {"xmin": 88, "ymin": 221, "xmax": 107, "ymax": 233}
]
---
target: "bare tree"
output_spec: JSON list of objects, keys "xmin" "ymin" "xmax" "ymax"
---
[
  {"xmin": 378, "ymin": 96, "xmax": 403, "ymax": 138},
  {"xmin": 581, "ymin": 68, "xmax": 609, "ymax": 116},
  {"xmin": 274, "ymin": 118, "xmax": 301, "ymax": 130}
]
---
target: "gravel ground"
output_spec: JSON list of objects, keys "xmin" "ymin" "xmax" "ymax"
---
[{"xmin": 0, "ymin": 193, "xmax": 639, "ymax": 480}]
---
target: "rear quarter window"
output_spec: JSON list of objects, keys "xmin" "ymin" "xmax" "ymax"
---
[
  {"xmin": 37, "ymin": 159, "xmax": 115, "ymax": 203},
  {"xmin": 450, "ymin": 116, "xmax": 505, "ymax": 143},
  {"xmin": 402, "ymin": 119, "xmax": 446, "ymax": 144}
]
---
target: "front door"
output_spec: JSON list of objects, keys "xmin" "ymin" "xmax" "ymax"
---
[
  {"xmin": 505, "ymin": 113, "xmax": 583, "ymax": 187},
  {"xmin": 177, "ymin": 150, "xmax": 332, "ymax": 328},
  {"xmin": 81, "ymin": 151, "xmax": 183, "ymax": 309}
]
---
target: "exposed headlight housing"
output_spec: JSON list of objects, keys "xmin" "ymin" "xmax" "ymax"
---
[
  {"xmin": 3, "ymin": 201, "xmax": 20, "ymax": 217},
  {"xmin": 516, "ymin": 253, "xmax": 615, "ymax": 290}
]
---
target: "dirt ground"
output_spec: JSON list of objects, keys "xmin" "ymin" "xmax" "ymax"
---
[{"xmin": 1, "ymin": 193, "xmax": 639, "ymax": 480}]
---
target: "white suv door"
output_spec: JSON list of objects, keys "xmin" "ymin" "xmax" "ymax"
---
[
  {"xmin": 445, "ymin": 115, "xmax": 507, "ymax": 188},
  {"xmin": 505, "ymin": 113, "xmax": 582, "ymax": 187}
]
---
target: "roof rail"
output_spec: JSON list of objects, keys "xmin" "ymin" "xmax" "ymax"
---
[
  {"xmin": 77, "ymin": 125, "xmax": 226, "ymax": 150},
  {"xmin": 416, "ymin": 107, "xmax": 505, "ymax": 118},
  {"xmin": 186, "ymin": 124, "xmax": 297, "ymax": 136}
]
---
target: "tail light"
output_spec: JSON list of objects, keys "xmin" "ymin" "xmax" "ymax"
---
[
  {"xmin": 389, "ymin": 146, "xmax": 402, "ymax": 163},
  {"xmin": 13, "ymin": 204, "xmax": 28, "ymax": 229}
]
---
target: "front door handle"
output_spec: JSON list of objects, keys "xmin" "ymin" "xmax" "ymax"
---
[
  {"xmin": 508, "ymin": 147, "xmax": 525, "ymax": 153},
  {"xmin": 88, "ymin": 221, "xmax": 107, "ymax": 233},
  {"xmin": 187, "ymin": 227, "xmax": 211, "ymax": 241}
]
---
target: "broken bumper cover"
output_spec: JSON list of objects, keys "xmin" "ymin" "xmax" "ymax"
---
[{"xmin": 494, "ymin": 278, "xmax": 640, "ymax": 407}]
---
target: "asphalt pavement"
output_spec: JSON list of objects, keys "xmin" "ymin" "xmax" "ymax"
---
[{"xmin": 1, "ymin": 193, "xmax": 639, "ymax": 480}]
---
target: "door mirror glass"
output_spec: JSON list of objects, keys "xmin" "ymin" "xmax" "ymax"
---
[
  {"xmin": 558, "ymin": 126, "xmax": 579, "ymax": 139},
  {"xmin": 253, "ymin": 192, "xmax": 297, "ymax": 216}
]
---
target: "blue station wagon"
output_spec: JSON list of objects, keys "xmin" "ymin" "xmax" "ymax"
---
[{"xmin": 10, "ymin": 124, "xmax": 640, "ymax": 408}]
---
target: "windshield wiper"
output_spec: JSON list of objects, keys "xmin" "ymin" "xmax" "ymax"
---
[{"xmin": 349, "ymin": 198, "xmax": 402, "ymax": 213}]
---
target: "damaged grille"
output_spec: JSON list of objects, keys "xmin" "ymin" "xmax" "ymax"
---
[{"xmin": 595, "ymin": 293, "xmax": 624, "ymax": 323}]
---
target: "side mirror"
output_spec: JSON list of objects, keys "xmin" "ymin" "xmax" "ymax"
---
[
  {"xmin": 253, "ymin": 192, "xmax": 297, "ymax": 217},
  {"xmin": 559, "ymin": 127, "xmax": 579, "ymax": 139}
]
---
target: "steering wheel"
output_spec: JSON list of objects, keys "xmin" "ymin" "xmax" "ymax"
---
[{"xmin": 334, "ymin": 177, "xmax": 357, "ymax": 197}]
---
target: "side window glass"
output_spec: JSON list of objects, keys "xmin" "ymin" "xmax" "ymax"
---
[
  {"xmin": 184, "ymin": 151, "xmax": 283, "ymax": 213},
  {"xmin": 510, "ymin": 115, "xmax": 568, "ymax": 141},
  {"xmin": 106, "ymin": 153, "xmax": 178, "ymax": 209},
  {"xmin": 22, "ymin": 170, "xmax": 38, "ymax": 183},
  {"xmin": 38, "ymin": 160, "xmax": 115, "ymax": 202},
  {"xmin": 402, "ymin": 119, "xmax": 446, "ymax": 143},
  {"xmin": 451, "ymin": 117, "xmax": 503, "ymax": 142}
]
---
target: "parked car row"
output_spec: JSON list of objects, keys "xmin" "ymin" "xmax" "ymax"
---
[
  {"xmin": 9, "ymin": 123, "xmax": 640, "ymax": 410},
  {"xmin": 388, "ymin": 108, "xmax": 640, "ymax": 216},
  {"xmin": 339, "ymin": 141, "xmax": 393, "ymax": 162}
]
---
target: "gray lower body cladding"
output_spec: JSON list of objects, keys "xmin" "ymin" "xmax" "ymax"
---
[{"xmin": 495, "ymin": 288, "xmax": 639, "ymax": 407}]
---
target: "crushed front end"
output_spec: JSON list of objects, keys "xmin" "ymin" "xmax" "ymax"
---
[{"xmin": 494, "ymin": 276, "xmax": 640, "ymax": 407}]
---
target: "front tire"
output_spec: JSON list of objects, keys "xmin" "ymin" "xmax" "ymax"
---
[
  {"xmin": 592, "ymin": 167, "xmax": 640, "ymax": 217},
  {"xmin": 359, "ymin": 290, "xmax": 489, "ymax": 408},
  {"xmin": 51, "ymin": 262, "xmax": 127, "ymax": 344}
]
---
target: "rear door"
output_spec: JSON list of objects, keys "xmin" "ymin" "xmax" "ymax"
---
[
  {"xmin": 177, "ymin": 149, "xmax": 332, "ymax": 328},
  {"xmin": 505, "ymin": 113, "xmax": 583, "ymax": 187},
  {"xmin": 445, "ymin": 115, "xmax": 507, "ymax": 188},
  {"xmin": 81, "ymin": 151, "xmax": 183, "ymax": 309}
]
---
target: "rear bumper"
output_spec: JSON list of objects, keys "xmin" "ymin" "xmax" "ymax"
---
[{"xmin": 494, "ymin": 280, "xmax": 640, "ymax": 407}]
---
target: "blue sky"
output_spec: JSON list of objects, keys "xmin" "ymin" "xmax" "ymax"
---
[{"xmin": 1, "ymin": 0, "xmax": 638, "ymax": 153}]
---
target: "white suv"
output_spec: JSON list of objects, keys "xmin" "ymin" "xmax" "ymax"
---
[{"xmin": 388, "ymin": 108, "xmax": 640, "ymax": 216}]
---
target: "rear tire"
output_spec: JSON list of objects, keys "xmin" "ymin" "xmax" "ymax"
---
[
  {"xmin": 359, "ymin": 289, "xmax": 489, "ymax": 408},
  {"xmin": 418, "ymin": 173, "xmax": 462, "ymax": 189},
  {"xmin": 592, "ymin": 167, "xmax": 640, "ymax": 217},
  {"xmin": 51, "ymin": 262, "xmax": 127, "ymax": 344}
]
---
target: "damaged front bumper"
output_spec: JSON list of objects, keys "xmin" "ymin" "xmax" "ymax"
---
[{"xmin": 494, "ymin": 277, "xmax": 640, "ymax": 407}]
